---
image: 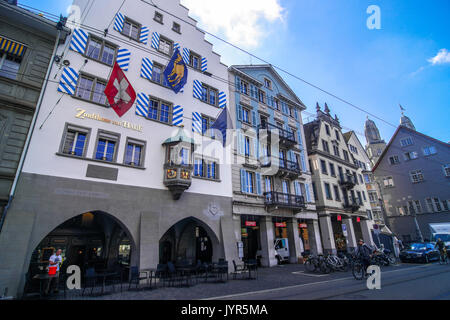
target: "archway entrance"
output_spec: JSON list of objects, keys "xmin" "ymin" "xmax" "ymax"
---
[
  {"xmin": 159, "ymin": 217, "xmax": 220, "ymax": 265},
  {"xmin": 26, "ymin": 211, "xmax": 135, "ymax": 289}
]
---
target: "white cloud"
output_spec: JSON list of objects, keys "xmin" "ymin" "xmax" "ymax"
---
[
  {"xmin": 180, "ymin": 0, "xmax": 285, "ymax": 48},
  {"xmin": 428, "ymin": 48, "xmax": 450, "ymax": 65}
]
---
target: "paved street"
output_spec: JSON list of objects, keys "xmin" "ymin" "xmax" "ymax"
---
[{"xmin": 54, "ymin": 261, "xmax": 450, "ymax": 300}]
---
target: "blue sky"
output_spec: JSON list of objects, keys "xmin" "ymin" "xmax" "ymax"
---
[{"xmin": 19, "ymin": 0, "xmax": 450, "ymax": 145}]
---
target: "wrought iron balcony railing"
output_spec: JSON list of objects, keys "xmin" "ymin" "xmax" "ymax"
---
[
  {"xmin": 339, "ymin": 173, "xmax": 356, "ymax": 189},
  {"xmin": 264, "ymin": 191, "xmax": 306, "ymax": 210},
  {"xmin": 258, "ymin": 123, "xmax": 297, "ymax": 147},
  {"xmin": 343, "ymin": 197, "xmax": 362, "ymax": 213}
]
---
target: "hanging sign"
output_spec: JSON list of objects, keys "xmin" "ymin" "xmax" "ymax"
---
[
  {"xmin": 299, "ymin": 223, "xmax": 308, "ymax": 229},
  {"xmin": 245, "ymin": 221, "xmax": 257, "ymax": 227},
  {"xmin": 337, "ymin": 215, "xmax": 342, "ymax": 221},
  {"xmin": 275, "ymin": 222, "xmax": 286, "ymax": 228},
  {"xmin": 342, "ymin": 223, "xmax": 348, "ymax": 237}
]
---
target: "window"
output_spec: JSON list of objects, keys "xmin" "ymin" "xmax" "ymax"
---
[
  {"xmin": 410, "ymin": 170, "xmax": 424, "ymax": 183},
  {"xmin": 400, "ymin": 137, "xmax": 413, "ymax": 147},
  {"xmin": 194, "ymin": 157, "xmax": 219, "ymax": 180},
  {"xmin": 444, "ymin": 164, "xmax": 450, "ymax": 177},
  {"xmin": 146, "ymin": 97, "xmax": 172, "ymax": 124},
  {"xmin": 264, "ymin": 78, "xmax": 272, "ymax": 89},
  {"xmin": 124, "ymin": 138, "xmax": 145, "ymax": 166},
  {"xmin": 363, "ymin": 174, "xmax": 371, "ymax": 183},
  {"xmin": 426, "ymin": 198, "xmax": 434, "ymax": 212},
  {"xmin": 369, "ymin": 192, "xmax": 377, "ymax": 203},
  {"xmin": 324, "ymin": 183, "xmax": 333, "ymax": 200},
  {"xmin": 61, "ymin": 124, "xmax": 90, "ymax": 157},
  {"xmin": 245, "ymin": 171, "xmax": 255, "ymax": 194},
  {"xmin": 423, "ymin": 146, "xmax": 437, "ymax": 156},
  {"xmin": 443, "ymin": 200, "xmax": 449, "ymax": 211},
  {"xmin": 333, "ymin": 145, "xmax": 340, "ymax": 157},
  {"xmin": 274, "ymin": 98, "xmax": 280, "ymax": 110},
  {"xmin": 199, "ymin": 83, "xmax": 218, "ymax": 106},
  {"xmin": 201, "ymin": 115, "xmax": 216, "ymax": 137},
  {"xmin": 154, "ymin": 11, "xmax": 163, "ymax": 24},
  {"xmin": 85, "ymin": 37, "xmax": 116, "ymax": 65},
  {"xmin": 158, "ymin": 37, "xmax": 172, "ymax": 55},
  {"xmin": 320, "ymin": 160, "xmax": 328, "ymax": 175},
  {"xmin": 189, "ymin": 51, "xmax": 201, "ymax": 70},
  {"xmin": 329, "ymin": 163, "xmax": 336, "ymax": 176},
  {"xmin": 0, "ymin": 51, "xmax": 23, "ymax": 80},
  {"xmin": 325, "ymin": 124, "xmax": 330, "ymax": 135},
  {"xmin": 172, "ymin": 22, "xmax": 181, "ymax": 33},
  {"xmin": 343, "ymin": 150, "xmax": 350, "ymax": 162},
  {"xmin": 383, "ymin": 176, "xmax": 394, "ymax": 187},
  {"xmin": 122, "ymin": 19, "xmax": 140, "ymax": 41},
  {"xmin": 404, "ymin": 151, "xmax": 418, "ymax": 161},
  {"xmin": 258, "ymin": 89, "xmax": 266, "ymax": 104},
  {"xmin": 244, "ymin": 136, "xmax": 251, "ymax": 157},
  {"xmin": 240, "ymin": 79, "xmax": 248, "ymax": 95},
  {"xmin": 335, "ymin": 130, "xmax": 340, "ymax": 141},
  {"xmin": 389, "ymin": 155, "xmax": 400, "ymax": 165},
  {"xmin": 151, "ymin": 62, "xmax": 169, "ymax": 87},
  {"xmin": 333, "ymin": 185, "xmax": 341, "ymax": 201},
  {"xmin": 408, "ymin": 201, "xmax": 415, "ymax": 215},
  {"xmin": 359, "ymin": 174, "xmax": 363, "ymax": 184},
  {"xmin": 75, "ymin": 74, "xmax": 108, "ymax": 105},
  {"xmin": 95, "ymin": 131, "xmax": 119, "ymax": 162},
  {"xmin": 264, "ymin": 176, "xmax": 273, "ymax": 193},
  {"xmin": 434, "ymin": 198, "xmax": 442, "ymax": 212},
  {"xmin": 242, "ymin": 107, "xmax": 251, "ymax": 125},
  {"xmin": 322, "ymin": 140, "xmax": 330, "ymax": 153},
  {"xmin": 398, "ymin": 207, "xmax": 406, "ymax": 216},
  {"xmin": 414, "ymin": 200, "xmax": 422, "ymax": 214}
]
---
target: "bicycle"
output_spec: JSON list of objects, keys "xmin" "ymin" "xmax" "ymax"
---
[
  {"xmin": 352, "ymin": 257, "xmax": 369, "ymax": 280},
  {"xmin": 439, "ymin": 248, "xmax": 448, "ymax": 265}
]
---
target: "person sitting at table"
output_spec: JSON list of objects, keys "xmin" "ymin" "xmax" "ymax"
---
[{"xmin": 45, "ymin": 249, "xmax": 63, "ymax": 295}]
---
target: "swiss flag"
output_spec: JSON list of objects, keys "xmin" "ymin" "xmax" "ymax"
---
[{"xmin": 104, "ymin": 62, "xmax": 136, "ymax": 117}]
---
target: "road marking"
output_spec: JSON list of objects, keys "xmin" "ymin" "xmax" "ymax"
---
[
  {"xmin": 292, "ymin": 271, "xmax": 330, "ymax": 277},
  {"xmin": 203, "ymin": 264, "xmax": 438, "ymax": 300}
]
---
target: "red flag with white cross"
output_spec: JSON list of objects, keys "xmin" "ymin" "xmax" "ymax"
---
[{"xmin": 104, "ymin": 62, "xmax": 136, "ymax": 117}]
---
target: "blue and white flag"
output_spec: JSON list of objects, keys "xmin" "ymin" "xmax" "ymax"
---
[
  {"xmin": 163, "ymin": 48, "xmax": 188, "ymax": 94},
  {"xmin": 211, "ymin": 106, "xmax": 233, "ymax": 146}
]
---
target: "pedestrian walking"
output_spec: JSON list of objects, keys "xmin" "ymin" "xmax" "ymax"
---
[{"xmin": 45, "ymin": 249, "xmax": 63, "ymax": 295}]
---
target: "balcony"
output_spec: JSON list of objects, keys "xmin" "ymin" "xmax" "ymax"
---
[
  {"xmin": 339, "ymin": 173, "xmax": 356, "ymax": 190},
  {"xmin": 264, "ymin": 191, "xmax": 306, "ymax": 210},
  {"xmin": 261, "ymin": 157, "xmax": 301, "ymax": 179},
  {"xmin": 343, "ymin": 197, "xmax": 362, "ymax": 213},
  {"xmin": 258, "ymin": 123, "xmax": 297, "ymax": 149},
  {"xmin": 163, "ymin": 163, "xmax": 193, "ymax": 200}
]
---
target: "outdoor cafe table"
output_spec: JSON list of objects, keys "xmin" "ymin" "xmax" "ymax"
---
[
  {"xmin": 32, "ymin": 273, "xmax": 58, "ymax": 298},
  {"xmin": 244, "ymin": 261, "xmax": 258, "ymax": 280}
]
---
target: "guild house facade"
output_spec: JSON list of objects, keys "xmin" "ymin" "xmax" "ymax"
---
[{"xmin": 0, "ymin": 0, "xmax": 240, "ymax": 298}]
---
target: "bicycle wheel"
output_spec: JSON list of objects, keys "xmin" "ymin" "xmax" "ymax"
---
[
  {"xmin": 320, "ymin": 261, "xmax": 331, "ymax": 274},
  {"xmin": 352, "ymin": 262, "xmax": 364, "ymax": 280},
  {"xmin": 305, "ymin": 259, "xmax": 316, "ymax": 272},
  {"xmin": 388, "ymin": 255, "xmax": 396, "ymax": 265}
]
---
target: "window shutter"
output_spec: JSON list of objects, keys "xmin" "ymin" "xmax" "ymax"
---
[
  {"xmin": 300, "ymin": 151, "xmax": 307, "ymax": 172},
  {"xmin": 201, "ymin": 57, "xmax": 208, "ymax": 72},
  {"xmin": 252, "ymin": 137, "xmax": 259, "ymax": 158},
  {"xmin": 236, "ymin": 105, "xmax": 242, "ymax": 121},
  {"xmin": 235, "ymin": 76, "xmax": 241, "ymax": 91},
  {"xmin": 151, "ymin": 32, "xmax": 160, "ymax": 50},
  {"xmin": 117, "ymin": 48, "xmax": 131, "ymax": 71},
  {"xmin": 69, "ymin": 28, "xmax": 88, "ymax": 54},
  {"xmin": 297, "ymin": 131, "xmax": 303, "ymax": 147},
  {"xmin": 193, "ymin": 80, "xmax": 202, "ymax": 99},
  {"xmin": 305, "ymin": 183, "xmax": 312, "ymax": 202},
  {"xmin": 173, "ymin": 43, "xmax": 180, "ymax": 52},
  {"xmin": 219, "ymin": 92, "xmax": 227, "ymax": 109},
  {"xmin": 113, "ymin": 13, "xmax": 125, "ymax": 32},
  {"xmin": 140, "ymin": 58, "xmax": 153, "ymax": 80},
  {"xmin": 136, "ymin": 93, "xmax": 150, "ymax": 117},
  {"xmin": 294, "ymin": 108, "xmax": 298, "ymax": 120},
  {"xmin": 240, "ymin": 169, "xmax": 247, "ymax": 193},
  {"xmin": 182, "ymin": 48, "xmax": 190, "ymax": 65},
  {"xmin": 57, "ymin": 67, "xmax": 79, "ymax": 95},
  {"xmin": 173, "ymin": 105, "xmax": 183, "ymax": 126},
  {"xmin": 255, "ymin": 173, "xmax": 262, "ymax": 195},
  {"xmin": 192, "ymin": 112, "xmax": 202, "ymax": 133},
  {"xmin": 252, "ymin": 110, "xmax": 258, "ymax": 127},
  {"xmin": 139, "ymin": 26, "xmax": 149, "ymax": 44},
  {"xmin": 294, "ymin": 181, "xmax": 301, "ymax": 195}
]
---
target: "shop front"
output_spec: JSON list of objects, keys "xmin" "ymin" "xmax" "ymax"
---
[
  {"xmin": 331, "ymin": 214, "xmax": 347, "ymax": 253},
  {"xmin": 240, "ymin": 215, "xmax": 261, "ymax": 263},
  {"xmin": 298, "ymin": 220, "xmax": 310, "ymax": 255}
]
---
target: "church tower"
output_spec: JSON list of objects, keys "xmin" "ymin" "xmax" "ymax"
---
[{"xmin": 364, "ymin": 117, "xmax": 386, "ymax": 167}]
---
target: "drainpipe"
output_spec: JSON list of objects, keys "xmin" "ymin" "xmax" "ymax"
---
[{"xmin": 0, "ymin": 29, "xmax": 62, "ymax": 234}]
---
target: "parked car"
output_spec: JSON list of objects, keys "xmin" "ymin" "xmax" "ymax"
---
[
  {"xmin": 274, "ymin": 238, "xmax": 290, "ymax": 264},
  {"xmin": 399, "ymin": 242, "xmax": 440, "ymax": 263}
]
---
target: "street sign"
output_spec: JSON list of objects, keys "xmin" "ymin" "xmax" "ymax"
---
[{"xmin": 342, "ymin": 224, "xmax": 348, "ymax": 237}]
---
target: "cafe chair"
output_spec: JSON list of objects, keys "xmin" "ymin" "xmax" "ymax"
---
[
  {"xmin": 82, "ymin": 267, "xmax": 97, "ymax": 296},
  {"xmin": 128, "ymin": 266, "xmax": 147, "ymax": 291},
  {"xmin": 231, "ymin": 260, "xmax": 249, "ymax": 280}
]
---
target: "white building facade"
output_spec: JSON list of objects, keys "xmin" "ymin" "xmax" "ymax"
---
[{"xmin": 0, "ymin": 0, "xmax": 239, "ymax": 298}]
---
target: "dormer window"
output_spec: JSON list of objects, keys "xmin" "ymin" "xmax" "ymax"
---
[
  {"xmin": 154, "ymin": 12, "xmax": 163, "ymax": 24},
  {"xmin": 172, "ymin": 22, "xmax": 181, "ymax": 33},
  {"xmin": 264, "ymin": 78, "xmax": 272, "ymax": 89}
]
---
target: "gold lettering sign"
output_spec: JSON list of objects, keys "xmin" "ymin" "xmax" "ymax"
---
[
  {"xmin": 167, "ymin": 169, "xmax": 177, "ymax": 179},
  {"xmin": 75, "ymin": 108, "xmax": 143, "ymax": 132},
  {"xmin": 181, "ymin": 170, "xmax": 190, "ymax": 180}
]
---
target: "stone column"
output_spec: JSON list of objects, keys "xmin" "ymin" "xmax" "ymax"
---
[
  {"xmin": 286, "ymin": 217, "xmax": 302, "ymax": 264},
  {"xmin": 319, "ymin": 215, "xmax": 336, "ymax": 254},
  {"xmin": 307, "ymin": 219, "xmax": 323, "ymax": 255},
  {"xmin": 259, "ymin": 216, "xmax": 277, "ymax": 267},
  {"xmin": 139, "ymin": 212, "xmax": 160, "ymax": 270},
  {"xmin": 343, "ymin": 217, "xmax": 357, "ymax": 253},
  {"xmin": 361, "ymin": 219, "xmax": 375, "ymax": 246}
]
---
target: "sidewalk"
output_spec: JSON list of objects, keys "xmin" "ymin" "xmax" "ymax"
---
[{"xmin": 49, "ymin": 263, "xmax": 360, "ymax": 300}]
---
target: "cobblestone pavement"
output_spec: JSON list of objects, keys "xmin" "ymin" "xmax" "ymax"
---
[{"xmin": 44, "ymin": 262, "xmax": 405, "ymax": 300}]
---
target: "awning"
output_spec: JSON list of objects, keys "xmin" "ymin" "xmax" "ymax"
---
[{"xmin": 0, "ymin": 36, "xmax": 26, "ymax": 57}]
